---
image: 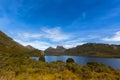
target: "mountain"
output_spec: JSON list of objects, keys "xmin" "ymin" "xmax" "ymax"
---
[
  {"xmin": 44, "ymin": 46, "xmax": 66, "ymax": 55},
  {"xmin": 56, "ymin": 46, "xmax": 66, "ymax": 52},
  {"xmin": 45, "ymin": 43, "xmax": 120, "ymax": 57},
  {"xmin": 0, "ymin": 30, "xmax": 42, "ymax": 57},
  {"xmin": 64, "ymin": 43, "xmax": 120, "ymax": 57}
]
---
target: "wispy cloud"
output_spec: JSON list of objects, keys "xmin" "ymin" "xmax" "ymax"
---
[
  {"xmin": 42, "ymin": 27, "xmax": 71, "ymax": 42},
  {"xmin": 15, "ymin": 27, "xmax": 71, "ymax": 42},
  {"xmin": 16, "ymin": 33, "xmax": 42, "ymax": 41},
  {"xmin": 15, "ymin": 39, "xmax": 55, "ymax": 50},
  {"xmin": 102, "ymin": 31, "xmax": 120, "ymax": 42},
  {"xmin": 62, "ymin": 38, "xmax": 86, "ymax": 48}
]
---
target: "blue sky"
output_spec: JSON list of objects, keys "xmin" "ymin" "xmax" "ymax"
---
[{"xmin": 0, "ymin": 0, "xmax": 120, "ymax": 50}]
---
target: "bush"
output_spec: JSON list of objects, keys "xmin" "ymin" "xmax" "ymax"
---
[
  {"xmin": 86, "ymin": 62, "xmax": 110, "ymax": 73},
  {"xmin": 66, "ymin": 58, "xmax": 75, "ymax": 63}
]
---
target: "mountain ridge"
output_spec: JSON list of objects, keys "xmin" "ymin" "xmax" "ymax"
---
[{"xmin": 44, "ymin": 43, "xmax": 120, "ymax": 57}]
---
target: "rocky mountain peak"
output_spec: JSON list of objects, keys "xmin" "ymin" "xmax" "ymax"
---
[
  {"xmin": 47, "ymin": 47, "xmax": 55, "ymax": 50},
  {"xmin": 56, "ymin": 46, "xmax": 65, "ymax": 50}
]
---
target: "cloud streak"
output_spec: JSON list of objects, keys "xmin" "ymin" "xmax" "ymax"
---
[
  {"xmin": 102, "ymin": 31, "xmax": 120, "ymax": 42},
  {"xmin": 42, "ymin": 27, "xmax": 71, "ymax": 42},
  {"xmin": 15, "ymin": 39, "xmax": 55, "ymax": 50},
  {"xmin": 15, "ymin": 27, "xmax": 71, "ymax": 42},
  {"xmin": 16, "ymin": 33, "xmax": 42, "ymax": 41}
]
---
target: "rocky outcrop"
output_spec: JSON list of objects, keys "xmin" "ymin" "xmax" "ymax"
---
[{"xmin": 44, "ymin": 46, "xmax": 66, "ymax": 55}]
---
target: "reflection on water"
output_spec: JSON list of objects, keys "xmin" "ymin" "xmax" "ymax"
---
[{"xmin": 30, "ymin": 56, "xmax": 120, "ymax": 69}]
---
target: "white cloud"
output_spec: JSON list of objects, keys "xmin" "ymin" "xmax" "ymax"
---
[
  {"xmin": 16, "ymin": 33, "xmax": 42, "ymax": 41},
  {"xmin": 15, "ymin": 39, "xmax": 56, "ymax": 50},
  {"xmin": 62, "ymin": 38, "xmax": 85, "ymax": 48},
  {"xmin": 42, "ymin": 27, "xmax": 71, "ymax": 42},
  {"xmin": 64, "ymin": 42, "xmax": 85, "ymax": 49},
  {"xmin": 15, "ymin": 27, "xmax": 71, "ymax": 42},
  {"xmin": 102, "ymin": 31, "xmax": 120, "ymax": 42}
]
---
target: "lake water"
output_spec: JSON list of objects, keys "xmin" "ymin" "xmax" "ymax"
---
[{"xmin": 30, "ymin": 56, "xmax": 120, "ymax": 69}]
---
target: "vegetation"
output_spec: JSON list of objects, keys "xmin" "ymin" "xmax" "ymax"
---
[{"xmin": 0, "ymin": 55, "xmax": 120, "ymax": 80}]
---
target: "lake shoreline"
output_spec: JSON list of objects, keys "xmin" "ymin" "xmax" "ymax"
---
[
  {"xmin": 45, "ymin": 55, "xmax": 120, "ymax": 58},
  {"xmin": 30, "ymin": 55, "xmax": 120, "ymax": 69}
]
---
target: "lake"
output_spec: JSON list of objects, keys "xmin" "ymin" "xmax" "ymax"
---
[{"xmin": 30, "ymin": 56, "xmax": 120, "ymax": 69}]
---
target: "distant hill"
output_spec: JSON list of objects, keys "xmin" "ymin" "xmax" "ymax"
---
[
  {"xmin": 44, "ymin": 46, "xmax": 66, "ymax": 55},
  {"xmin": 44, "ymin": 43, "xmax": 120, "ymax": 58},
  {"xmin": 0, "ymin": 30, "xmax": 42, "ymax": 57}
]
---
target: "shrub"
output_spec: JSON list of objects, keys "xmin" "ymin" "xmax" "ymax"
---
[{"xmin": 66, "ymin": 58, "xmax": 75, "ymax": 63}]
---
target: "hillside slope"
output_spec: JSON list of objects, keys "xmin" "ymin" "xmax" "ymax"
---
[{"xmin": 0, "ymin": 30, "xmax": 42, "ymax": 57}]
